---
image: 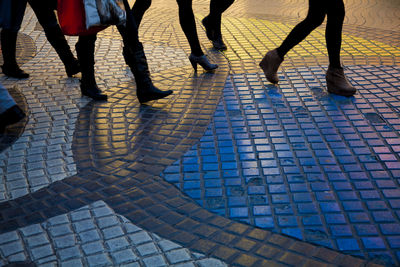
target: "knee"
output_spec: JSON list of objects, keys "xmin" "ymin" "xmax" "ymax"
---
[{"xmin": 304, "ymin": 12, "xmax": 325, "ymax": 28}]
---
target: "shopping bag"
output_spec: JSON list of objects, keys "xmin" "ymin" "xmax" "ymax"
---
[
  {"xmin": 57, "ymin": 0, "xmax": 106, "ymax": 36},
  {"xmin": 83, "ymin": 0, "xmax": 102, "ymax": 29},
  {"xmin": 84, "ymin": 0, "xmax": 126, "ymax": 29}
]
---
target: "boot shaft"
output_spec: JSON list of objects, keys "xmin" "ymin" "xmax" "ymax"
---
[{"xmin": 1, "ymin": 29, "xmax": 18, "ymax": 66}]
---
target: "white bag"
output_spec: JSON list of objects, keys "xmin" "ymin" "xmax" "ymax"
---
[
  {"xmin": 83, "ymin": 0, "xmax": 126, "ymax": 29},
  {"xmin": 84, "ymin": 0, "xmax": 102, "ymax": 29}
]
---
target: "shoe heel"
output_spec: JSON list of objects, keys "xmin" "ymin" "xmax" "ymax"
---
[
  {"xmin": 189, "ymin": 54, "xmax": 218, "ymax": 72},
  {"xmin": 189, "ymin": 57, "xmax": 198, "ymax": 72}
]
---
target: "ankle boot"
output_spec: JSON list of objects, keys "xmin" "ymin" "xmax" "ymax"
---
[
  {"xmin": 76, "ymin": 36, "xmax": 107, "ymax": 101},
  {"xmin": 202, "ymin": 16, "xmax": 227, "ymax": 51},
  {"xmin": 259, "ymin": 49, "xmax": 282, "ymax": 84},
  {"xmin": 123, "ymin": 44, "xmax": 172, "ymax": 103},
  {"xmin": 188, "ymin": 54, "xmax": 218, "ymax": 72},
  {"xmin": 1, "ymin": 30, "xmax": 29, "ymax": 79},
  {"xmin": 326, "ymin": 66, "xmax": 356, "ymax": 97},
  {"xmin": 45, "ymin": 27, "xmax": 80, "ymax": 77}
]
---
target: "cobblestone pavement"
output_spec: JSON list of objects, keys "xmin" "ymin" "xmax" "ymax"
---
[{"xmin": 0, "ymin": 0, "xmax": 399, "ymax": 266}]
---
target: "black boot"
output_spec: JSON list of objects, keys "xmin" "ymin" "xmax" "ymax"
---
[
  {"xmin": 123, "ymin": 44, "xmax": 172, "ymax": 103},
  {"xmin": 45, "ymin": 26, "xmax": 80, "ymax": 77},
  {"xmin": 1, "ymin": 30, "xmax": 29, "ymax": 79},
  {"xmin": 75, "ymin": 36, "xmax": 107, "ymax": 101}
]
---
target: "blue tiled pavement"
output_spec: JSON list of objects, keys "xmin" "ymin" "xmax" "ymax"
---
[{"xmin": 162, "ymin": 65, "xmax": 400, "ymax": 265}]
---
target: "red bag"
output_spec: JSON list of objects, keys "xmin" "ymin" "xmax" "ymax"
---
[{"xmin": 57, "ymin": 0, "xmax": 107, "ymax": 36}]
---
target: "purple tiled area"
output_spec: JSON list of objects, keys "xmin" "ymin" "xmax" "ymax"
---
[{"xmin": 162, "ymin": 65, "xmax": 400, "ymax": 265}]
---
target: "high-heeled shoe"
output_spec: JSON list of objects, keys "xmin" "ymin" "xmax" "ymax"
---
[{"xmin": 188, "ymin": 54, "xmax": 218, "ymax": 72}]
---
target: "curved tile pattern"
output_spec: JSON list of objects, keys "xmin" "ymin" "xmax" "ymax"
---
[
  {"xmin": 0, "ymin": 201, "xmax": 227, "ymax": 266},
  {"xmin": 1, "ymin": 0, "xmax": 399, "ymax": 266},
  {"xmin": 162, "ymin": 65, "xmax": 400, "ymax": 266}
]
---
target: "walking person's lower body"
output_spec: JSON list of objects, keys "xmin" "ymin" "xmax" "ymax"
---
[
  {"xmin": 202, "ymin": 0, "xmax": 234, "ymax": 51},
  {"xmin": 259, "ymin": 0, "xmax": 356, "ymax": 96},
  {"xmin": 28, "ymin": 0, "xmax": 80, "ymax": 77},
  {"xmin": 176, "ymin": 0, "xmax": 217, "ymax": 72},
  {"xmin": 1, "ymin": 0, "xmax": 29, "ymax": 78}
]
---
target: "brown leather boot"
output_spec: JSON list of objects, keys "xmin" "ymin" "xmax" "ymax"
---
[
  {"xmin": 259, "ymin": 49, "xmax": 283, "ymax": 84},
  {"xmin": 326, "ymin": 66, "xmax": 356, "ymax": 97}
]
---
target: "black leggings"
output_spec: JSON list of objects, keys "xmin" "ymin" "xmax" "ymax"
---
[
  {"xmin": 276, "ymin": 0, "xmax": 345, "ymax": 68},
  {"xmin": 208, "ymin": 0, "xmax": 234, "ymax": 35}
]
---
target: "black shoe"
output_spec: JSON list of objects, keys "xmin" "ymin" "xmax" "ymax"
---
[
  {"xmin": 188, "ymin": 54, "xmax": 218, "ymax": 72},
  {"xmin": 202, "ymin": 17, "xmax": 227, "ymax": 51},
  {"xmin": 212, "ymin": 38, "xmax": 227, "ymax": 51},
  {"xmin": 1, "ymin": 64, "xmax": 29, "ymax": 79},
  {"xmin": 80, "ymin": 81, "xmax": 107, "ymax": 101},
  {"xmin": 0, "ymin": 105, "xmax": 26, "ymax": 131},
  {"xmin": 137, "ymin": 86, "xmax": 173, "ymax": 103}
]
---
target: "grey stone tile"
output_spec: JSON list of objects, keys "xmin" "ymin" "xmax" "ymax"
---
[
  {"xmin": 0, "ymin": 232, "xmax": 19, "ymax": 244},
  {"xmin": 165, "ymin": 248, "xmax": 192, "ymax": 264},
  {"xmin": 143, "ymin": 255, "xmax": 167, "ymax": 267},
  {"xmin": 82, "ymin": 241, "xmax": 105, "ymax": 255},
  {"xmin": 137, "ymin": 242, "xmax": 159, "ymax": 257},
  {"xmin": 78, "ymin": 230, "xmax": 101, "ymax": 243},
  {"xmin": 102, "ymin": 226, "xmax": 124, "ymax": 240},
  {"xmin": 105, "ymin": 237, "xmax": 130, "ymax": 252},
  {"xmin": 87, "ymin": 253, "xmax": 112, "ymax": 266},
  {"xmin": 26, "ymin": 234, "xmax": 50, "ymax": 247},
  {"xmin": 111, "ymin": 249, "xmax": 138, "ymax": 265},
  {"xmin": 128, "ymin": 232, "xmax": 152, "ymax": 245},
  {"xmin": 58, "ymin": 246, "xmax": 81, "ymax": 261},
  {"xmin": 31, "ymin": 244, "xmax": 53, "ymax": 260},
  {"xmin": 73, "ymin": 220, "xmax": 96, "ymax": 233}
]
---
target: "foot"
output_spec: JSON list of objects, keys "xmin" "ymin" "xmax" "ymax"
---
[
  {"xmin": 80, "ymin": 81, "xmax": 108, "ymax": 101},
  {"xmin": 137, "ymin": 85, "xmax": 173, "ymax": 104},
  {"xmin": 326, "ymin": 66, "xmax": 356, "ymax": 97},
  {"xmin": 65, "ymin": 58, "xmax": 81, "ymax": 77},
  {"xmin": 1, "ymin": 64, "xmax": 29, "ymax": 79},
  {"xmin": 259, "ymin": 49, "xmax": 283, "ymax": 84},
  {"xmin": 202, "ymin": 17, "xmax": 227, "ymax": 51},
  {"xmin": 0, "ymin": 105, "xmax": 26, "ymax": 131},
  {"xmin": 212, "ymin": 38, "xmax": 227, "ymax": 51},
  {"xmin": 189, "ymin": 54, "xmax": 218, "ymax": 72}
]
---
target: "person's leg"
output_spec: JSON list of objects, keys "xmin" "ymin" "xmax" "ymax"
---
[
  {"xmin": 325, "ymin": 0, "xmax": 356, "ymax": 96},
  {"xmin": 276, "ymin": 0, "xmax": 326, "ymax": 58},
  {"xmin": 175, "ymin": 0, "xmax": 217, "ymax": 71},
  {"xmin": 132, "ymin": 0, "xmax": 152, "ymax": 28},
  {"xmin": 1, "ymin": 0, "xmax": 29, "ymax": 78},
  {"xmin": 75, "ymin": 34, "xmax": 107, "ymax": 101},
  {"xmin": 325, "ymin": 0, "xmax": 345, "ymax": 69},
  {"xmin": 176, "ymin": 0, "xmax": 202, "ymax": 56},
  {"xmin": 260, "ymin": 0, "xmax": 326, "ymax": 84},
  {"xmin": 28, "ymin": 0, "xmax": 80, "ymax": 77},
  {"xmin": 117, "ymin": 0, "xmax": 172, "ymax": 103},
  {"xmin": 202, "ymin": 0, "xmax": 234, "ymax": 50}
]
